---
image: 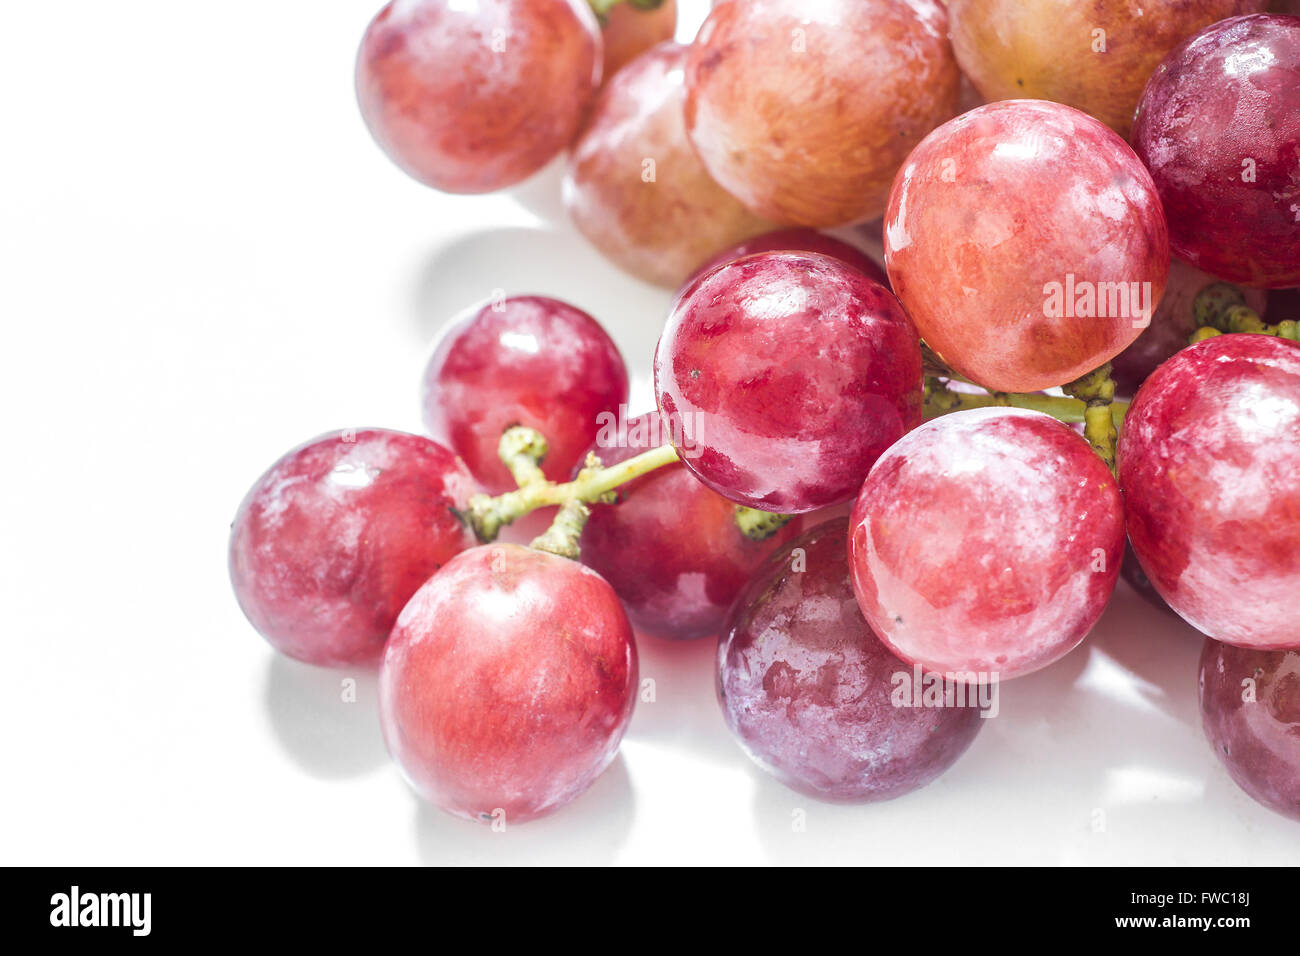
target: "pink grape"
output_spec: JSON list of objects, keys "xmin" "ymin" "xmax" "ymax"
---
[
  {"xmin": 600, "ymin": 0, "xmax": 677, "ymax": 80},
  {"xmin": 1120, "ymin": 334, "xmax": 1300, "ymax": 649},
  {"xmin": 1132, "ymin": 14, "xmax": 1300, "ymax": 288},
  {"xmin": 718, "ymin": 519, "xmax": 985, "ymax": 801},
  {"xmin": 422, "ymin": 296, "xmax": 629, "ymax": 494},
  {"xmin": 1199, "ymin": 638, "xmax": 1300, "ymax": 821},
  {"xmin": 884, "ymin": 99, "xmax": 1170, "ymax": 393},
  {"xmin": 655, "ymin": 251, "xmax": 923, "ymax": 514},
  {"xmin": 848, "ymin": 408, "xmax": 1125, "ymax": 680},
  {"xmin": 564, "ymin": 42, "xmax": 771, "ymax": 288},
  {"xmin": 356, "ymin": 0, "xmax": 601, "ymax": 193},
  {"xmin": 684, "ymin": 0, "xmax": 960, "ymax": 227},
  {"xmin": 379, "ymin": 543, "xmax": 637, "ymax": 823},
  {"xmin": 229, "ymin": 430, "xmax": 478, "ymax": 667}
]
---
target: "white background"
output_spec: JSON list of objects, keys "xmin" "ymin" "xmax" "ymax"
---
[{"xmin": 3, "ymin": 0, "xmax": 1297, "ymax": 865}]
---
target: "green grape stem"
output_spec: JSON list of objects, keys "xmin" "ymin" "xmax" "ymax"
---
[
  {"xmin": 926, "ymin": 366, "xmax": 1124, "ymax": 473},
  {"xmin": 529, "ymin": 498, "xmax": 592, "ymax": 560},
  {"xmin": 468, "ymin": 427, "xmax": 679, "ymax": 543},
  {"xmin": 734, "ymin": 506, "xmax": 795, "ymax": 541},
  {"xmin": 1061, "ymin": 363, "xmax": 1119, "ymax": 474},
  {"xmin": 1192, "ymin": 283, "xmax": 1300, "ymax": 343},
  {"xmin": 924, "ymin": 378, "xmax": 1129, "ymax": 429}
]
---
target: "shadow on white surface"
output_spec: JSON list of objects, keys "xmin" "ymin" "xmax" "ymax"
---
[
  {"xmin": 1088, "ymin": 586, "xmax": 1201, "ymax": 728},
  {"xmin": 263, "ymin": 655, "xmax": 389, "ymax": 780},
  {"xmin": 506, "ymin": 154, "xmax": 567, "ymax": 225},
  {"xmin": 414, "ymin": 756, "xmax": 635, "ymax": 865},
  {"xmin": 625, "ymin": 630, "xmax": 750, "ymax": 769}
]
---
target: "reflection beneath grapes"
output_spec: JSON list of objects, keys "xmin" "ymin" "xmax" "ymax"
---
[
  {"xmin": 624, "ymin": 630, "xmax": 748, "ymax": 769},
  {"xmin": 262, "ymin": 655, "xmax": 389, "ymax": 780},
  {"xmin": 413, "ymin": 756, "xmax": 634, "ymax": 866}
]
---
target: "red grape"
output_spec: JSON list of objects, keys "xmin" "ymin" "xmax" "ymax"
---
[
  {"xmin": 229, "ymin": 430, "xmax": 478, "ymax": 668},
  {"xmin": 356, "ymin": 0, "xmax": 601, "ymax": 193},
  {"xmin": 886, "ymin": 99, "xmax": 1169, "ymax": 393},
  {"xmin": 1132, "ymin": 14, "xmax": 1300, "ymax": 288},
  {"xmin": 563, "ymin": 42, "xmax": 771, "ymax": 288},
  {"xmin": 1120, "ymin": 334, "xmax": 1300, "ymax": 649},
  {"xmin": 948, "ymin": 0, "xmax": 1267, "ymax": 139},
  {"xmin": 849, "ymin": 408, "xmax": 1125, "ymax": 680},
  {"xmin": 1199, "ymin": 638, "xmax": 1300, "ymax": 821},
  {"xmin": 719, "ymin": 519, "xmax": 985, "ymax": 801},
  {"xmin": 379, "ymin": 543, "xmax": 637, "ymax": 823},
  {"xmin": 655, "ymin": 251, "xmax": 923, "ymax": 513},
  {"xmin": 1110, "ymin": 259, "xmax": 1268, "ymax": 396},
  {"xmin": 600, "ymin": 0, "xmax": 677, "ymax": 80},
  {"xmin": 577, "ymin": 412, "xmax": 807, "ymax": 640},
  {"xmin": 422, "ymin": 296, "xmax": 629, "ymax": 494},
  {"xmin": 684, "ymin": 0, "xmax": 960, "ymax": 227},
  {"xmin": 685, "ymin": 228, "xmax": 890, "ymax": 291},
  {"xmin": 885, "ymin": 100, "xmax": 1170, "ymax": 393}
]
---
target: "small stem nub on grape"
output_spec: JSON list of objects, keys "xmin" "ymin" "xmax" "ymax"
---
[
  {"xmin": 734, "ymin": 506, "xmax": 795, "ymax": 541},
  {"xmin": 531, "ymin": 498, "xmax": 592, "ymax": 560},
  {"xmin": 499, "ymin": 425, "xmax": 548, "ymax": 488}
]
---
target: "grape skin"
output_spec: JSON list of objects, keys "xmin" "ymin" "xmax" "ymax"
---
[
  {"xmin": 1132, "ymin": 14, "xmax": 1300, "ymax": 288},
  {"xmin": 684, "ymin": 0, "xmax": 960, "ymax": 227},
  {"xmin": 577, "ymin": 413, "xmax": 808, "ymax": 640},
  {"xmin": 655, "ymin": 251, "xmax": 923, "ymax": 514},
  {"xmin": 1120, "ymin": 334, "xmax": 1300, "ymax": 649},
  {"xmin": 848, "ymin": 408, "xmax": 1125, "ymax": 680},
  {"xmin": 1199, "ymin": 638, "xmax": 1300, "ymax": 821},
  {"xmin": 600, "ymin": 0, "xmax": 677, "ymax": 81},
  {"xmin": 564, "ymin": 43, "xmax": 772, "ymax": 288},
  {"xmin": 719, "ymin": 519, "xmax": 985, "ymax": 802},
  {"xmin": 1110, "ymin": 258, "xmax": 1268, "ymax": 396},
  {"xmin": 229, "ymin": 430, "xmax": 478, "ymax": 667},
  {"xmin": 422, "ymin": 296, "xmax": 629, "ymax": 495},
  {"xmin": 379, "ymin": 544, "xmax": 637, "ymax": 823},
  {"xmin": 356, "ymin": 0, "xmax": 602, "ymax": 193},
  {"xmin": 884, "ymin": 99, "xmax": 1170, "ymax": 393}
]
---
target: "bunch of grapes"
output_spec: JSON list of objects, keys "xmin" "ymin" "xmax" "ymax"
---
[{"xmin": 232, "ymin": 1, "xmax": 1300, "ymax": 827}]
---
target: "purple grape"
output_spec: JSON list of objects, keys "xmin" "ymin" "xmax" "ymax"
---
[{"xmin": 718, "ymin": 519, "xmax": 986, "ymax": 802}]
